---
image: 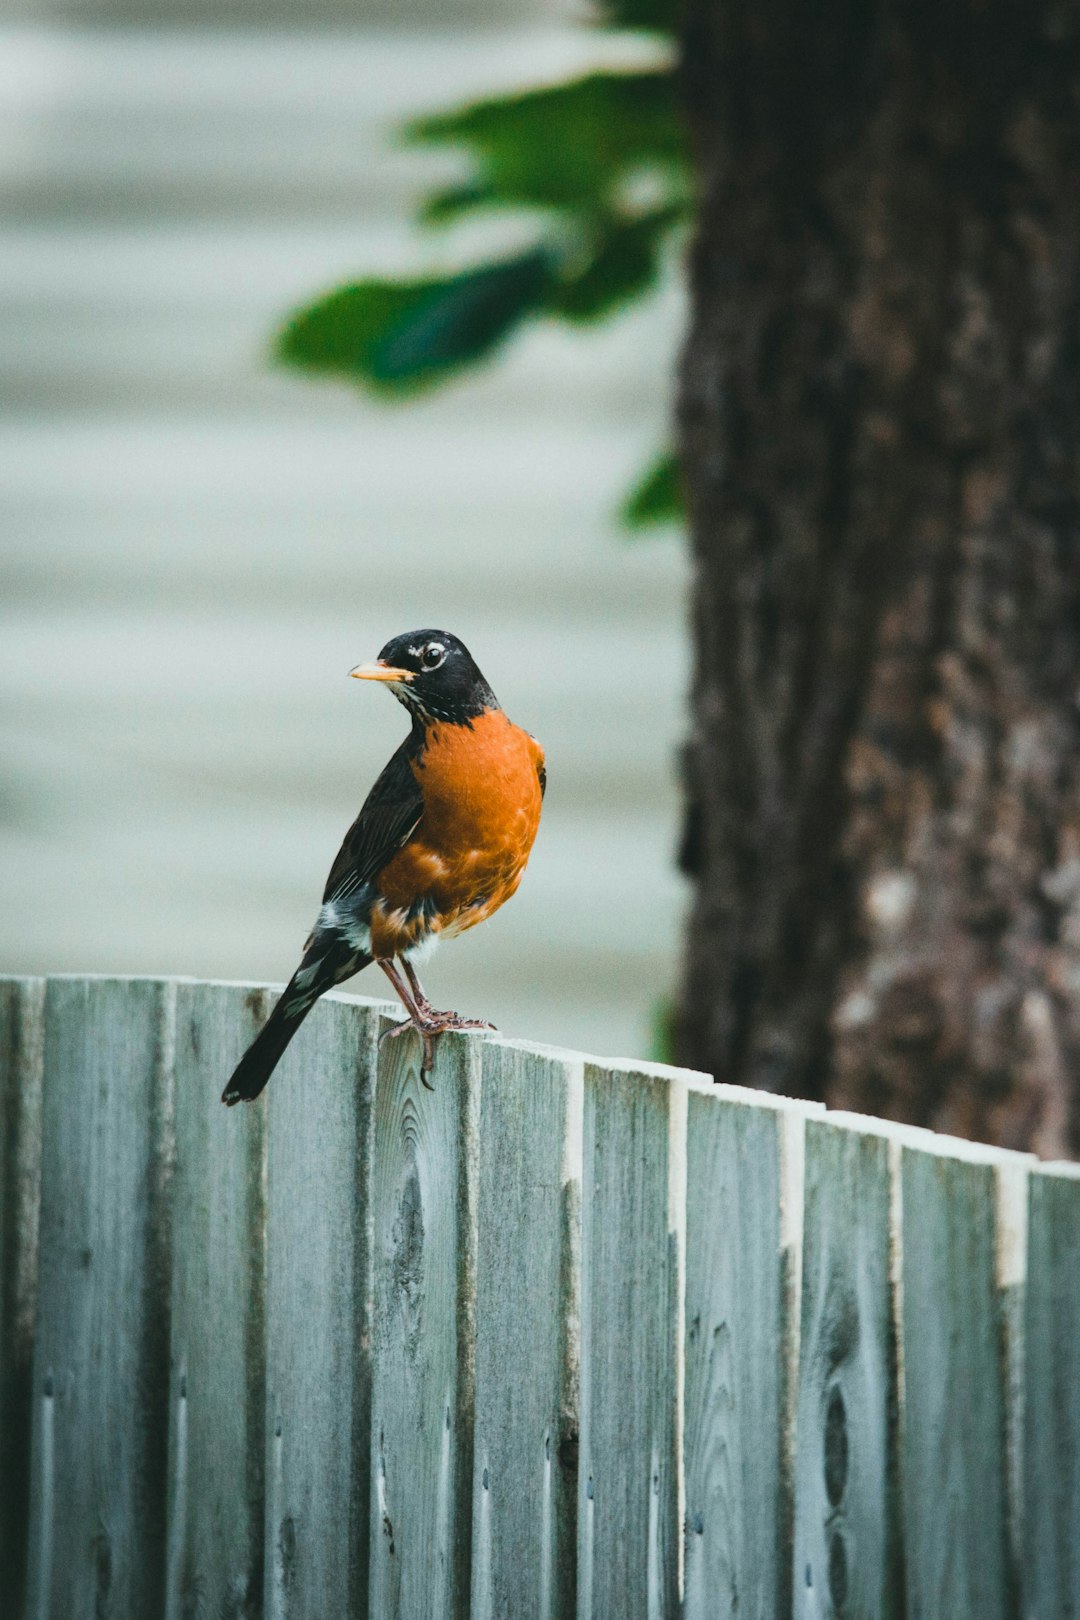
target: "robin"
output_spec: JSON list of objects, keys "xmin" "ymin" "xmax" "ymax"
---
[{"xmin": 222, "ymin": 629, "xmax": 545, "ymax": 1103}]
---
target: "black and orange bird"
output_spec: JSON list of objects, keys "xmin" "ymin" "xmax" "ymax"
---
[{"xmin": 221, "ymin": 629, "xmax": 545, "ymax": 1104}]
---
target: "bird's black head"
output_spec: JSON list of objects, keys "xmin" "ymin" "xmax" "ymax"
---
[{"xmin": 350, "ymin": 629, "xmax": 498, "ymax": 725}]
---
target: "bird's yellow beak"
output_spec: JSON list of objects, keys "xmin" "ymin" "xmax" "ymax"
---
[{"xmin": 349, "ymin": 660, "xmax": 415, "ymax": 683}]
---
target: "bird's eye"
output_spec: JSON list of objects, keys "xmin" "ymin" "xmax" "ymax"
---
[{"xmin": 421, "ymin": 643, "xmax": 446, "ymax": 670}]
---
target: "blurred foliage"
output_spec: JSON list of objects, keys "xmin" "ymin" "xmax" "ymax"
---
[
  {"xmin": 279, "ymin": 252, "xmax": 556, "ymax": 394},
  {"xmin": 408, "ymin": 72, "xmax": 683, "ymax": 218},
  {"xmin": 275, "ymin": 12, "xmax": 688, "ymax": 532},
  {"xmin": 648, "ymin": 994, "xmax": 679, "ymax": 1064},
  {"xmin": 620, "ymin": 450, "xmax": 683, "ymax": 530},
  {"xmin": 599, "ymin": 0, "xmax": 678, "ymax": 30}
]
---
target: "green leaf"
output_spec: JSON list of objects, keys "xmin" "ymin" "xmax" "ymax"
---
[
  {"xmin": 276, "ymin": 251, "xmax": 554, "ymax": 394},
  {"xmin": 621, "ymin": 450, "xmax": 684, "ymax": 529},
  {"xmin": 551, "ymin": 207, "xmax": 679, "ymax": 322},
  {"xmin": 600, "ymin": 0, "xmax": 678, "ymax": 30},
  {"xmin": 405, "ymin": 72, "xmax": 684, "ymax": 214},
  {"xmin": 417, "ymin": 180, "xmax": 497, "ymax": 226},
  {"xmin": 648, "ymin": 994, "xmax": 679, "ymax": 1064}
]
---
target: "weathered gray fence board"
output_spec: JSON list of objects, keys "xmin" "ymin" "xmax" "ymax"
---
[
  {"xmin": 682, "ymin": 1090, "xmax": 804, "ymax": 1620},
  {"xmin": 165, "ymin": 981, "xmax": 268, "ymax": 1620},
  {"xmin": 25, "ymin": 976, "xmax": 175, "ymax": 1620},
  {"xmin": 1023, "ymin": 1159, "xmax": 1080, "ymax": 1618},
  {"xmin": 578, "ymin": 1060, "xmax": 688, "ymax": 1620},
  {"xmin": 899, "ymin": 1140, "xmax": 1025, "ymax": 1620},
  {"xmin": 369, "ymin": 1020, "xmax": 482, "ymax": 1620},
  {"xmin": 264, "ymin": 991, "xmax": 383, "ymax": 1620},
  {"xmin": 469, "ymin": 1040, "xmax": 583, "ymax": 1620},
  {"xmin": 793, "ymin": 1116, "xmax": 900, "ymax": 1620},
  {"xmin": 996, "ymin": 1156, "xmax": 1029, "ymax": 1607},
  {"xmin": 3, "ymin": 974, "xmax": 1078, "ymax": 1620},
  {"xmin": 0, "ymin": 977, "xmax": 44, "ymax": 1618}
]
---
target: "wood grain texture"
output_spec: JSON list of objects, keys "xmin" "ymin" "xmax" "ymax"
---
[
  {"xmin": 1, "ymin": 974, "xmax": 1072, "ymax": 1620},
  {"xmin": 899, "ymin": 1139, "xmax": 1022, "ymax": 1620},
  {"xmin": 164, "ymin": 981, "xmax": 268, "ymax": 1620},
  {"xmin": 682, "ymin": 1090, "xmax": 804, "ymax": 1620},
  {"xmin": 996, "ymin": 1154, "xmax": 1029, "ymax": 1609},
  {"xmin": 0, "ymin": 976, "xmax": 44, "ymax": 1617},
  {"xmin": 1023, "ymin": 1158, "xmax": 1080, "ymax": 1619},
  {"xmin": 793, "ymin": 1116, "xmax": 900, "ymax": 1620},
  {"xmin": 469, "ymin": 1039, "xmax": 583, "ymax": 1620},
  {"xmin": 578, "ymin": 1060, "xmax": 688, "ymax": 1620},
  {"xmin": 368, "ymin": 1018, "xmax": 483, "ymax": 1620},
  {"xmin": 25, "ymin": 975, "xmax": 176, "ymax": 1620},
  {"xmin": 264, "ymin": 990, "xmax": 385, "ymax": 1620}
]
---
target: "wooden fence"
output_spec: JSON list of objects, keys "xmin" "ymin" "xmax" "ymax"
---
[{"xmin": 0, "ymin": 974, "xmax": 1077, "ymax": 1619}]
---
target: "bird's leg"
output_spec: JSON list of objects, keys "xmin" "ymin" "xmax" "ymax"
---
[
  {"xmin": 401, "ymin": 958, "xmax": 497, "ymax": 1034},
  {"xmin": 399, "ymin": 957, "xmax": 439, "ymax": 1020},
  {"xmin": 377, "ymin": 957, "xmax": 496, "ymax": 1090},
  {"xmin": 377, "ymin": 958, "xmax": 439, "ymax": 1088}
]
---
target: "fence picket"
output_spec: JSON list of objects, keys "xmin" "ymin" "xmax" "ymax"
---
[
  {"xmin": 469, "ymin": 1040, "xmax": 583, "ymax": 1620},
  {"xmin": 578, "ymin": 1060, "xmax": 691, "ymax": 1620},
  {"xmin": 0, "ymin": 975, "xmax": 1074, "ymax": 1620},
  {"xmin": 0, "ymin": 977, "xmax": 45, "ymax": 1617},
  {"xmin": 25, "ymin": 976, "xmax": 176, "ymax": 1620},
  {"xmin": 1023, "ymin": 1158, "xmax": 1080, "ymax": 1617},
  {"xmin": 165, "ymin": 981, "xmax": 268, "ymax": 1619},
  {"xmin": 264, "ymin": 991, "xmax": 383, "ymax": 1620},
  {"xmin": 368, "ymin": 1020, "xmax": 482, "ymax": 1620},
  {"xmin": 682, "ymin": 1090, "xmax": 807, "ymax": 1620},
  {"xmin": 793, "ymin": 1116, "xmax": 901, "ymax": 1620},
  {"xmin": 899, "ymin": 1137, "xmax": 1029, "ymax": 1620}
]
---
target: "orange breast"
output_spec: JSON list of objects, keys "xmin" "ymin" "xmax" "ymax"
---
[{"xmin": 369, "ymin": 709, "xmax": 544, "ymax": 957}]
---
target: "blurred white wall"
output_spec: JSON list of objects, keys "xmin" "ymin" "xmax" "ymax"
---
[
  {"xmin": 3, "ymin": 0, "xmax": 577, "ymax": 21},
  {"xmin": 0, "ymin": 13, "xmax": 690, "ymax": 1060}
]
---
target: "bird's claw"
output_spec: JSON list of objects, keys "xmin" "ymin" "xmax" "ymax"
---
[
  {"xmin": 379, "ymin": 1010, "xmax": 496, "ymax": 1089},
  {"xmin": 379, "ymin": 1017, "xmax": 437, "ymax": 1088},
  {"xmin": 379, "ymin": 1017, "xmax": 417, "ymax": 1045}
]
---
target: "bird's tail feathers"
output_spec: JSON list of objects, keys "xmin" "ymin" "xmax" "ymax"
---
[{"xmin": 221, "ymin": 946, "xmax": 370, "ymax": 1105}]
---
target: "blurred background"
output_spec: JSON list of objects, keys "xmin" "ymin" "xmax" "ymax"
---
[{"xmin": 0, "ymin": 0, "xmax": 689, "ymax": 1058}]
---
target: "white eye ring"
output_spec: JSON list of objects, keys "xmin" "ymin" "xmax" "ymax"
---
[{"xmin": 421, "ymin": 642, "xmax": 446, "ymax": 670}]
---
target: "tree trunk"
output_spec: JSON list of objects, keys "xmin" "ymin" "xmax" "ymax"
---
[{"xmin": 675, "ymin": 0, "xmax": 1080, "ymax": 1155}]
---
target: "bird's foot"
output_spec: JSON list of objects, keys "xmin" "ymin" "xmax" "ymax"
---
[
  {"xmin": 379, "ymin": 1010, "xmax": 497, "ymax": 1089},
  {"xmin": 380, "ymin": 1016, "xmax": 420, "ymax": 1044},
  {"xmin": 406, "ymin": 989, "xmax": 497, "ymax": 1032},
  {"xmin": 379, "ymin": 1016, "xmax": 440, "ymax": 1089},
  {"xmin": 435, "ymin": 1012, "xmax": 498, "ymax": 1032}
]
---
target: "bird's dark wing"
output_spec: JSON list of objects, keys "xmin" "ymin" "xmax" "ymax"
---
[{"xmin": 322, "ymin": 737, "xmax": 424, "ymax": 904}]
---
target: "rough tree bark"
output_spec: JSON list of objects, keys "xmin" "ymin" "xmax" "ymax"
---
[{"xmin": 675, "ymin": 0, "xmax": 1080, "ymax": 1154}]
